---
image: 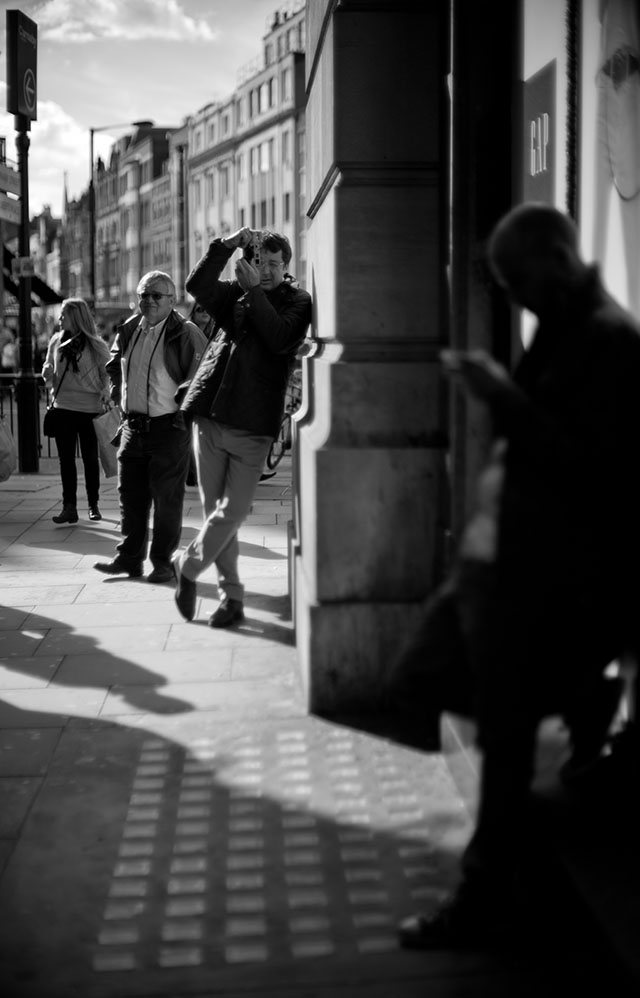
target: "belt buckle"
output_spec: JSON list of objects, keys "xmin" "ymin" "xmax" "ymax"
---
[{"xmin": 129, "ymin": 414, "xmax": 150, "ymax": 432}]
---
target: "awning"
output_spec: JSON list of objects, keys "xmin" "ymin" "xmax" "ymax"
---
[{"xmin": 2, "ymin": 245, "xmax": 63, "ymax": 306}]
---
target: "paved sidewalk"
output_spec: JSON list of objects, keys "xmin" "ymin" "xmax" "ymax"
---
[{"xmin": 0, "ymin": 460, "xmax": 626, "ymax": 996}]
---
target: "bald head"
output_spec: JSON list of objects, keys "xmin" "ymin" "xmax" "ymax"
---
[{"xmin": 488, "ymin": 203, "xmax": 586, "ymax": 315}]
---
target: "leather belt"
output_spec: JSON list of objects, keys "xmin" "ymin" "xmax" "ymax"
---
[{"xmin": 123, "ymin": 412, "xmax": 178, "ymax": 432}]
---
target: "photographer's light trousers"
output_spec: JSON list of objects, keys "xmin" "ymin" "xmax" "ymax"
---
[{"xmin": 179, "ymin": 417, "xmax": 272, "ymax": 602}]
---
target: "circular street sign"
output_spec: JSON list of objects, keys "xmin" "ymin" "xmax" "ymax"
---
[{"xmin": 23, "ymin": 68, "xmax": 36, "ymax": 116}]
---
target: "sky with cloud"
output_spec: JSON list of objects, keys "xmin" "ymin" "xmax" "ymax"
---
[{"xmin": 0, "ymin": 0, "xmax": 285, "ymax": 216}]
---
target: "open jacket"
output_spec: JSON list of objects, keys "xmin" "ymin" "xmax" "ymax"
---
[
  {"xmin": 106, "ymin": 310, "xmax": 206, "ymax": 408},
  {"xmin": 181, "ymin": 239, "xmax": 312, "ymax": 438}
]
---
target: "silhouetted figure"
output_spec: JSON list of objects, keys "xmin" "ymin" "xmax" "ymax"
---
[{"xmin": 396, "ymin": 202, "xmax": 640, "ymax": 949}]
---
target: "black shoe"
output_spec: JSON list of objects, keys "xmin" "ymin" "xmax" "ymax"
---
[
  {"xmin": 88, "ymin": 505, "xmax": 102, "ymax": 521},
  {"xmin": 209, "ymin": 598, "xmax": 244, "ymax": 629},
  {"xmin": 52, "ymin": 505, "xmax": 78, "ymax": 524},
  {"xmin": 148, "ymin": 565, "xmax": 176, "ymax": 584},
  {"xmin": 561, "ymin": 675, "xmax": 625, "ymax": 787},
  {"xmin": 93, "ymin": 558, "xmax": 143, "ymax": 578},
  {"xmin": 173, "ymin": 556, "xmax": 197, "ymax": 620},
  {"xmin": 398, "ymin": 888, "xmax": 513, "ymax": 951}
]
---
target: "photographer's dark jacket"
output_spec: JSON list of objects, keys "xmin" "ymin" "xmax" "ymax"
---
[
  {"xmin": 106, "ymin": 310, "xmax": 206, "ymax": 409},
  {"xmin": 182, "ymin": 239, "xmax": 312, "ymax": 437}
]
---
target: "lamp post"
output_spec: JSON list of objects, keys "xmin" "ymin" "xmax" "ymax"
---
[{"xmin": 88, "ymin": 120, "xmax": 149, "ymax": 307}]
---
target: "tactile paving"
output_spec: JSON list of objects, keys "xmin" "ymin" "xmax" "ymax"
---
[{"xmin": 92, "ymin": 720, "xmax": 470, "ymax": 972}]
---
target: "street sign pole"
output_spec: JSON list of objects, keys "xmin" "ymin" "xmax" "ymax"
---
[
  {"xmin": 6, "ymin": 9, "xmax": 39, "ymax": 473},
  {"xmin": 15, "ymin": 115, "xmax": 38, "ymax": 472}
]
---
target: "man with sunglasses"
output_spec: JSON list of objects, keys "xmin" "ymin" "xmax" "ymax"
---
[
  {"xmin": 94, "ymin": 270, "xmax": 206, "ymax": 583},
  {"xmin": 174, "ymin": 228, "xmax": 311, "ymax": 627}
]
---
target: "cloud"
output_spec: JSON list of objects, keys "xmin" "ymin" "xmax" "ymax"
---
[
  {"xmin": 0, "ymin": 86, "xmax": 116, "ymax": 216},
  {"xmin": 36, "ymin": 0, "xmax": 218, "ymax": 42}
]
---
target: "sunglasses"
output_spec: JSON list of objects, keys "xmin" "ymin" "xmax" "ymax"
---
[{"xmin": 138, "ymin": 292, "xmax": 172, "ymax": 301}]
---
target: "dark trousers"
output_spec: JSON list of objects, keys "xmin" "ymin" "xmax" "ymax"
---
[
  {"xmin": 391, "ymin": 561, "xmax": 627, "ymax": 898},
  {"xmin": 116, "ymin": 416, "xmax": 191, "ymax": 572},
  {"xmin": 53, "ymin": 408, "xmax": 101, "ymax": 508}
]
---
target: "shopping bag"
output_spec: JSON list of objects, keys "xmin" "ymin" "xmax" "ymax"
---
[
  {"xmin": 93, "ymin": 405, "xmax": 122, "ymax": 478},
  {"xmin": 0, "ymin": 415, "xmax": 18, "ymax": 482}
]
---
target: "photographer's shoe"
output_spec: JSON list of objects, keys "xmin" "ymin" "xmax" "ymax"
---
[
  {"xmin": 88, "ymin": 505, "xmax": 102, "ymax": 521},
  {"xmin": 209, "ymin": 598, "xmax": 244, "ymax": 629},
  {"xmin": 94, "ymin": 558, "xmax": 143, "ymax": 578}
]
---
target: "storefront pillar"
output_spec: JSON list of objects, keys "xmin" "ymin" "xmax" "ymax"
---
[{"xmin": 293, "ymin": 0, "xmax": 449, "ymax": 713}]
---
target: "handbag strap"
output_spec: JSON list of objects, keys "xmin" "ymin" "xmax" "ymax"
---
[{"xmin": 49, "ymin": 360, "xmax": 71, "ymax": 405}]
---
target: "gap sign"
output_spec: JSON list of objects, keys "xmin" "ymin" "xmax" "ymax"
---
[
  {"xmin": 6, "ymin": 10, "xmax": 38, "ymax": 120},
  {"xmin": 523, "ymin": 59, "xmax": 555, "ymax": 203}
]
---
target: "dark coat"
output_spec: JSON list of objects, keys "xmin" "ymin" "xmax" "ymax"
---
[
  {"xmin": 181, "ymin": 239, "xmax": 312, "ymax": 437},
  {"xmin": 106, "ymin": 310, "xmax": 206, "ymax": 408},
  {"xmin": 490, "ymin": 266, "xmax": 640, "ymax": 616}
]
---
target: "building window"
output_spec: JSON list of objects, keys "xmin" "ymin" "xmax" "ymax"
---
[
  {"xmin": 194, "ymin": 130, "xmax": 202, "ymax": 152},
  {"xmin": 260, "ymin": 139, "xmax": 273, "ymax": 173},
  {"xmin": 249, "ymin": 89, "xmax": 258, "ymax": 117},
  {"xmin": 237, "ymin": 153, "xmax": 245, "ymax": 181},
  {"xmin": 250, "ymin": 146, "xmax": 259, "ymax": 176},
  {"xmin": 208, "ymin": 122, "xmax": 215, "ymax": 144},
  {"xmin": 220, "ymin": 165, "xmax": 230, "ymax": 199},
  {"xmin": 259, "ymin": 82, "xmax": 269, "ymax": 113},
  {"xmin": 251, "ymin": 203, "xmax": 257, "ymax": 228},
  {"xmin": 239, "ymin": 208, "xmax": 245, "ymax": 227},
  {"xmin": 282, "ymin": 67, "xmax": 292, "ymax": 102},
  {"xmin": 236, "ymin": 98, "xmax": 244, "ymax": 128},
  {"xmin": 206, "ymin": 172, "xmax": 215, "ymax": 202},
  {"xmin": 270, "ymin": 196, "xmax": 275, "ymax": 226},
  {"xmin": 282, "ymin": 130, "xmax": 291, "ymax": 166},
  {"xmin": 283, "ymin": 192, "xmax": 291, "ymax": 222},
  {"xmin": 260, "ymin": 200, "xmax": 267, "ymax": 227},
  {"xmin": 194, "ymin": 178, "xmax": 202, "ymax": 210},
  {"xmin": 268, "ymin": 78, "xmax": 276, "ymax": 107},
  {"xmin": 222, "ymin": 114, "xmax": 229, "ymax": 135}
]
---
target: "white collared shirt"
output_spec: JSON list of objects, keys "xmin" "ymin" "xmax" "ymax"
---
[{"xmin": 122, "ymin": 318, "xmax": 179, "ymax": 416}]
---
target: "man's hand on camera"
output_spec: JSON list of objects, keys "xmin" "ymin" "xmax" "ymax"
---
[
  {"xmin": 235, "ymin": 257, "xmax": 260, "ymax": 291},
  {"xmin": 222, "ymin": 227, "xmax": 253, "ymax": 251}
]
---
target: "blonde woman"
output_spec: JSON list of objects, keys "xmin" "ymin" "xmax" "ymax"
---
[{"xmin": 42, "ymin": 298, "xmax": 111, "ymax": 523}]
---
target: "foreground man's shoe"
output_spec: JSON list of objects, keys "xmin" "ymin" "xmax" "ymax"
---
[
  {"xmin": 398, "ymin": 889, "xmax": 513, "ymax": 951},
  {"xmin": 93, "ymin": 558, "xmax": 143, "ymax": 578},
  {"xmin": 88, "ymin": 505, "xmax": 102, "ymax": 521},
  {"xmin": 52, "ymin": 505, "xmax": 78, "ymax": 524},
  {"xmin": 209, "ymin": 598, "xmax": 244, "ymax": 628},
  {"xmin": 173, "ymin": 556, "xmax": 196, "ymax": 620},
  {"xmin": 147, "ymin": 565, "xmax": 176, "ymax": 585}
]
